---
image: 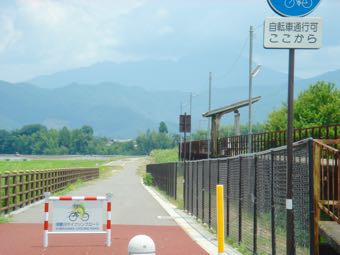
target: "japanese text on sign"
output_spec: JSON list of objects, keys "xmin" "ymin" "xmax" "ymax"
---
[
  {"xmin": 264, "ymin": 17, "xmax": 322, "ymax": 49},
  {"xmin": 52, "ymin": 201, "xmax": 103, "ymax": 232}
]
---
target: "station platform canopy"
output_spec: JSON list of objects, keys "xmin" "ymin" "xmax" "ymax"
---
[{"xmin": 202, "ymin": 96, "xmax": 261, "ymax": 118}]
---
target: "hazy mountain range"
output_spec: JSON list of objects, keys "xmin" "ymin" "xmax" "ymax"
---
[{"xmin": 0, "ymin": 58, "xmax": 339, "ymax": 138}]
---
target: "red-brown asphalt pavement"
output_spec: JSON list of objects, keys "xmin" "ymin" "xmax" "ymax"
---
[
  {"xmin": 2, "ymin": 158, "xmax": 209, "ymax": 255},
  {"xmin": 0, "ymin": 224, "xmax": 207, "ymax": 255}
]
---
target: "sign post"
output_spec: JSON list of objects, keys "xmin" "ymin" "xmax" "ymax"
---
[
  {"xmin": 179, "ymin": 113, "xmax": 191, "ymax": 160},
  {"xmin": 265, "ymin": 1, "xmax": 322, "ymax": 254}
]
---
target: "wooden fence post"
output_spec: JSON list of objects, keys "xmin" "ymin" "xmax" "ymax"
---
[{"xmin": 313, "ymin": 143, "xmax": 321, "ymax": 255}]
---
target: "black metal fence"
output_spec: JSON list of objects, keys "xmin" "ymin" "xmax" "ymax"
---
[{"xmin": 148, "ymin": 139, "xmax": 314, "ymax": 255}]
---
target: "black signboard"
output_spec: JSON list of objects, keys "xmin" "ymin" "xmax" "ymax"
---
[{"xmin": 179, "ymin": 114, "xmax": 191, "ymax": 133}]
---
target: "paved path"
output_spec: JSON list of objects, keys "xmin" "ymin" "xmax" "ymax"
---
[
  {"xmin": 12, "ymin": 158, "xmax": 174, "ymax": 225},
  {"xmin": 2, "ymin": 157, "xmax": 208, "ymax": 255}
]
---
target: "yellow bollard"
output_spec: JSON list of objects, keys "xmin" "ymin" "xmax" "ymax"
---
[{"xmin": 216, "ymin": 184, "xmax": 225, "ymax": 254}]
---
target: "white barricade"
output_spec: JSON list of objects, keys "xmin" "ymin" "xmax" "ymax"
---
[{"xmin": 43, "ymin": 192, "xmax": 112, "ymax": 248}]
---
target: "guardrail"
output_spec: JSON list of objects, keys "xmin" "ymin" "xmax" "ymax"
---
[{"xmin": 0, "ymin": 168, "xmax": 99, "ymax": 214}]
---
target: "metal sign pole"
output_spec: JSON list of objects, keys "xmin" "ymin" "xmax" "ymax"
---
[{"xmin": 286, "ymin": 48, "xmax": 296, "ymax": 255}]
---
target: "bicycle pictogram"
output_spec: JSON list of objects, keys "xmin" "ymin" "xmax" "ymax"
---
[
  {"xmin": 68, "ymin": 204, "xmax": 90, "ymax": 221},
  {"xmin": 285, "ymin": 0, "xmax": 313, "ymax": 8}
]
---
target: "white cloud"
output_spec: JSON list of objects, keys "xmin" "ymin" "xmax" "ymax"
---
[
  {"xmin": 9, "ymin": 0, "xmax": 148, "ymax": 74},
  {"xmin": 18, "ymin": 0, "xmax": 68, "ymax": 28},
  {"xmin": 0, "ymin": 15, "xmax": 21, "ymax": 52},
  {"xmin": 0, "ymin": 0, "xmax": 339, "ymax": 82}
]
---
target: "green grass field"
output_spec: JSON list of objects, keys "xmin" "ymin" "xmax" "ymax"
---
[{"xmin": 0, "ymin": 159, "xmax": 111, "ymax": 173}]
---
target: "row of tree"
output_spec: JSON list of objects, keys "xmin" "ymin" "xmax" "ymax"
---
[
  {"xmin": 190, "ymin": 82, "xmax": 339, "ymax": 139},
  {"xmin": 0, "ymin": 121, "xmax": 177, "ymax": 155},
  {"xmin": 0, "ymin": 82, "xmax": 338, "ymax": 155}
]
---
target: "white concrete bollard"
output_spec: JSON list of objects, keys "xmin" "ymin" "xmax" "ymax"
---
[{"xmin": 128, "ymin": 235, "xmax": 156, "ymax": 255}]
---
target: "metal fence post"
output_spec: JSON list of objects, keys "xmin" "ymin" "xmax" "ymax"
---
[
  {"xmin": 217, "ymin": 159, "xmax": 220, "ymax": 184},
  {"xmin": 202, "ymin": 161, "xmax": 205, "ymax": 222},
  {"xmin": 175, "ymin": 163, "xmax": 178, "ymax": 200},
  {"xmin": 183, "ymin": 161, "xmax": 186, "ymax": 212},
  {"xmin": 253, "ymin": 155, "xmax": 258, "ymax": 254},
  {"xmin": 239, "ymin": 156, "xmax": 242, "ymax": 245},
  {"xmin": 196, "ymin": 161, "xmax": 199, "ymax": 217},
  {"xmin": 308, "ymin": 139, "xmax": 316, "ymax": 255},
  {"xmin": 271, "ymin": 150, "xmax": 276, "ymax": 255},
  {"xmin": 226, "ymin": 158, "xmax": 230, "ymax": 236},
  {"xmin": 191, "ymin": 161, "xmax": 194, "ymax": 215},
  {"xmin": 209, "ymin": 160, "xmax": 212, "ymax": 228}
]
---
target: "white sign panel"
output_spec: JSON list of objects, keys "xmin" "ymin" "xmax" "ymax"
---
[
  {"xmin": 264, "ymin": 17, "xmax": 322, "ymax": 49},
  {"xmin": 52, "ymin": 201, "xmax": 103, "ymax": 232}
]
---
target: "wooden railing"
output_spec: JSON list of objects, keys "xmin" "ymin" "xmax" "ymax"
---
[
  {"xmin": 313, "ymin": 139, "xmax": 340, "ymax": 254},
  {"xmin": 314, "ymin": 139, "xmax": 340, "ymax": 223},
  {"xmin": 0, "ymin": 168, "xmax": 99, "ymax": 214},
  {"xmin": 181, "ymin": 124, "xmax": 340, "ymax": 159}
]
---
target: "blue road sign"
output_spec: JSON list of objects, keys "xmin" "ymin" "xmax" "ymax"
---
[{"xmin": 267, "ymin": 0, "xmax": 321, "ymax": 17}]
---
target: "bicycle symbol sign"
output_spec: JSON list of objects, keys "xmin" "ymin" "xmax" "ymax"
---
[{"xmin": 267, "ymin": 0, "xmax": 321, "ymax": 17}]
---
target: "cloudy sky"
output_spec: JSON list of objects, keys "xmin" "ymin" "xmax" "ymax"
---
[{"xmin": 0, "ymin": 0, "xmax": 339, "ymax": 82}]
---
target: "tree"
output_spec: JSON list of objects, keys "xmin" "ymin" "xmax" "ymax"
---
[
  {"xmin": 265, "ymin": 81, "xmax": 340, "ymax": 130},
  {"xmin": 17, "ymin": 124, "xmax": 47, "ymax": 136},
  {"xmin": 158, "ymin": 121, "xmax": 168, "ymax": 134}
]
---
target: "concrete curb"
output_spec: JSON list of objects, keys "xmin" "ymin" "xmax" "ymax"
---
[{"xmin": 142, "ymin": 180, "xmax": 241, "ymax": 255}]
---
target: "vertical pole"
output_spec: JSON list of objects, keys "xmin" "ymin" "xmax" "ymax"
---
[
  {"xmin": 184, "ymin": 112, "xmax": 187, "ymax": 161},
  {"xmin": 286, "ymin": 48, "xmax": 296, "ymax": 255},
  {"xmin": 238, "ymin": 156, "xmax": 242, "ymax": 244},
  {"xmin": 253, "ymin": 156, "xmax": 257, "ymax": 254},
  {"xmin": 226, "ymin": 159, "xmax": 230, "ymax": 236},
  {"xmin": 308, "ymin": 139, "xmax": 316, "ymax": 255},
  {"xmin": 271, "ymin": 151, "xmax": 276, "ymax": 255},
  {"xmin": 175, "ymin": 163, "xmax": 178, "ymax": 200},
  {"xmin": 207, "ymin": 72, "xmax": 212, "ymax": 159},
  {"xmin": 248, "ymin": 25, "xmax": 254, "ymax": 154},
  {"xmin": 189, "ymin": 92, "xmax": 193, "ymax": 160},
  {"xmin": 43, "ymin": 192, "xmax": 50, "ymax": 248},
  {"xmin": 183, "ymin": 112, "xmax": 187, "ymax": 211},
  {"xmin": 313, "ymin": 143, "xmax": 321, "ymax": 255},
  {"xmin": 208, "ymin": 161, "xmax": 211, "ymax": 228},
  {"xmin": 180, "ymin": 102, "xmax": 183, "ymax": 161},
  {"xmin": 217, "ymin": 185, "xmax": 225, "ymax": 255},
  {"xmin": 106, "ymin": 193, "xmax": 112, "ymax": 247}
]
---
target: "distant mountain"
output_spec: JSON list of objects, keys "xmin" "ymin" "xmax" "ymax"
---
[
  {"xmin": 28, "ymin": 55, "xmax": 291, "ymax": 92},
  {"xmin": 297, "ymin": 69, "xmax": 340, "ymax": 90},
  {"xmin": 2, "ymin": 63, "xmax": 339, "ymax": 138},
  {"xmin": 0, "ymin": 81, "xmax": 158, "ymax": 138}
]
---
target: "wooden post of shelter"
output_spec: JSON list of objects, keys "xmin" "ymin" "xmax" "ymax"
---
[{"xmin": 202, "ymin": 97, "xmax": 261, "ymax": 158}]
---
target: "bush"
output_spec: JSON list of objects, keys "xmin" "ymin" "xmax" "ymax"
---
[
  {"xmin": 149, "ymin": 148, "xmax": 178, "ymax": 163},
  {"xmin": 143, "ymin": 173, "xmax": 153, "ymax": 186}
]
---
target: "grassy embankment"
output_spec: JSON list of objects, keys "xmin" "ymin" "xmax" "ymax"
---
[
  {"xmin": 0, "ymin": 157, "xmax": 123, "ymax": 222},
  {"xmin": 139, "ymin": 148, "xmax": 184, "ymax": 208}
]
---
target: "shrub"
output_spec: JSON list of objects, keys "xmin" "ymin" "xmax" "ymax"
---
[{"xmin": 143, "ymin": 173, "xmax": 153, "ymax": 186}]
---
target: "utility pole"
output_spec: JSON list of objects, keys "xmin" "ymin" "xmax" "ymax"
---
[
  {"xmin": 248, "ymin": 26, "xmax": 253, "ymax": 154},
  {"xmin": 207, "ymin": 72, "xmax": 212, "ymax": 159}
]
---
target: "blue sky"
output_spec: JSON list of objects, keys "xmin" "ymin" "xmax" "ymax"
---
[{"xmin": 0, "ymin": 0, "xmax": 339, "ymax": 82}]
